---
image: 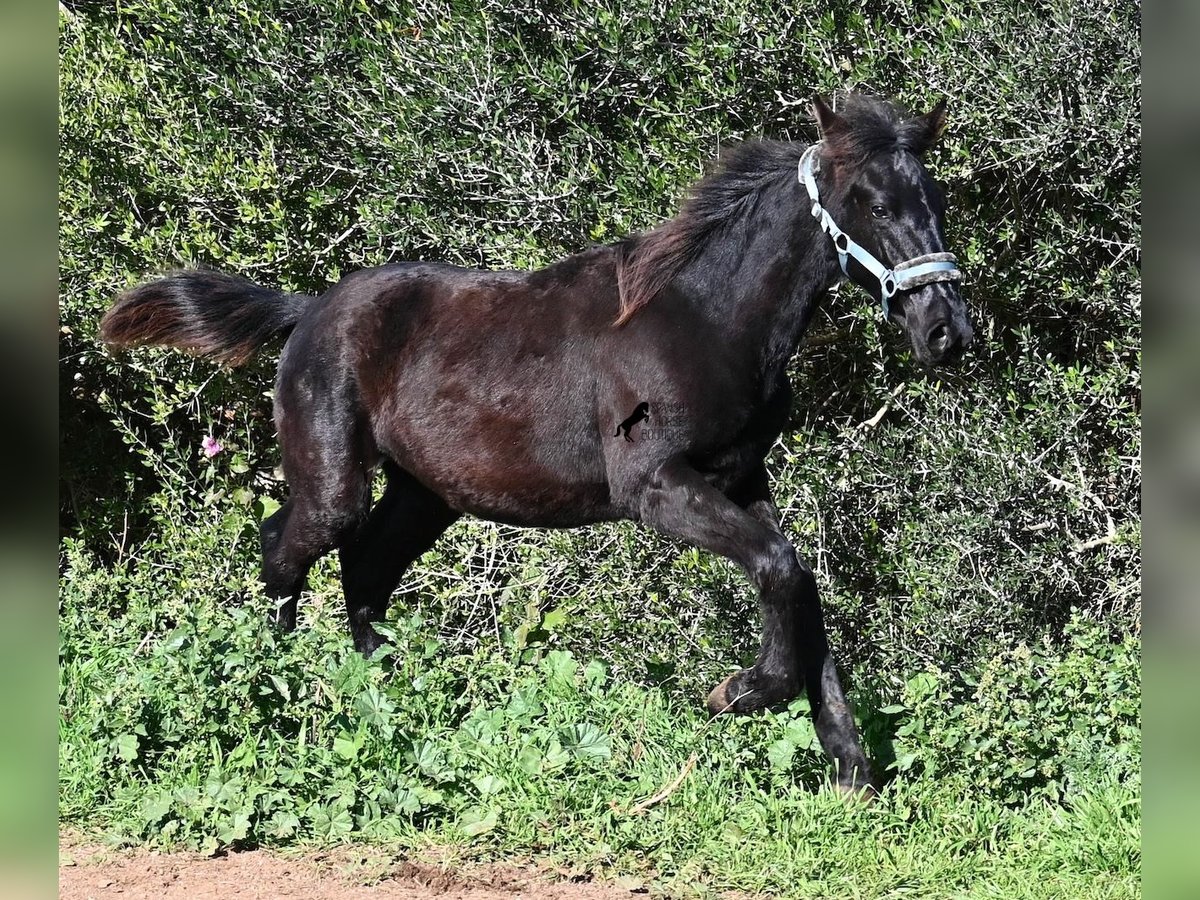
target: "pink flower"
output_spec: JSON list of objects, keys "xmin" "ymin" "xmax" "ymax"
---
[{"xmin": 201, "ymin": 435, "xmax": 223, "ymax": 458}]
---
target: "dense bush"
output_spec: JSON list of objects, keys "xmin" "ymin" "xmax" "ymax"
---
[
  {"xmin": 889, "ymin": 617, "xmax": 1140, "ymax": 804},
  {"xmin": 60, "ymin": 0, "xmax": 1139, "ymax": 831}
]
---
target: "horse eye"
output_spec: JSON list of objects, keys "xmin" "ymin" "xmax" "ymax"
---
[{"xmin": 871, "ymin": 204, "xmax": 889, "ymax": 219}]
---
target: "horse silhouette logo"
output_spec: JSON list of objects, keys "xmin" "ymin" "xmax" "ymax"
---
[{"xmin": 614, "ymin": 401, "xmax": 650, "ymax": 442}]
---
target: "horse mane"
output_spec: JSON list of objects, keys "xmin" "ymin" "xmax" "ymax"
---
[
  {"xmin": 613, "ymin": 140, "xmax": 802, "ymax": 326},
  {"xmin": 613, "ymin": 94, "xmax": 925, "ymax": 326},
  {"xmin": 819, "ymin": 93, "xmax": 943, "ymax": 167}
]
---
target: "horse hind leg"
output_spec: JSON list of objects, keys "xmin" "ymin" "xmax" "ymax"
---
[
  {"xmin": 339, "ymin": 463, "xmax": 460, "ymax": 655},
  {"xmin": 260, "ymin": 500, "xmax": 303, "ymax": 631},
  {"xmin": 259, "ymin": 366, "xmax": 374, "ymax": 636},
  {"xmin": 260, "ymin": 478, "xmax": 372, "ymax": 635}
]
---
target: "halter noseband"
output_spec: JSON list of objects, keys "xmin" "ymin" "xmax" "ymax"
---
[{"xmin": 798, "ymin": 143, "xmax": 961, "ymax": 319}]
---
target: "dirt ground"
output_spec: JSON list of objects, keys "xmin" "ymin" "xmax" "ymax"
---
[{"xmin": 58, "ymin": 833, "xmax": 647, "ymax": 900}]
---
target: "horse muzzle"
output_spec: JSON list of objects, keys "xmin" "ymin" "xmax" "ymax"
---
[{"xmin": 902, "ymin": 284, "xmax": 974, "ymax": 367}]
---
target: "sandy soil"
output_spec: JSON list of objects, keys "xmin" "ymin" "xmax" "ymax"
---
[{"xmin": 58, "ymin": 834, "xmax": 647, "ymax": 900}]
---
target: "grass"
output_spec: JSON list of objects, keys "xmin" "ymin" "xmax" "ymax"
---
[{"xmin": 58, "ymin": 533, "xmax": 1140, "ymax": 900}]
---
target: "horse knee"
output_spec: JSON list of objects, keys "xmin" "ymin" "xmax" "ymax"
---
[
  {"xmin": 753, "ymin": 542, "xmax": 801, "ymax": 592},
  {"xmin": 753, "ymin": 542, "xmax": 820, "ymax": 607},
  {"xmin": 260, "ymin": 496, "xmax": 362, "ymax": 594},
  {"xmin": 319, "ymin": 505, "xmax": 368, "ymax": 547},
  {"xmin": 793, "ymin": 553, "xmax": 817, "ymax": 597}
]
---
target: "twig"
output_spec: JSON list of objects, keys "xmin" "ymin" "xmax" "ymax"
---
[
  {"xmin": 1073, "ymin": 533, "xmax": 1117, "ymax": 553},
  {"xmin": 860, "ymin": 383, "xmax": 906, "ymax": 429},
  {"xmin": 800, "ymin": 327, "xmax": 853, "ymax": 350},
  {"xmin": 624, "ymin": 681, "xmax": 754, "ymax": 816},
  {"xmin": 133, "ymin": 629, "xmax": 156, "ymax": 656},
  {"xmin": 1074, "ymin": 513, "xmax": 1118, "ymax": 554},
  {"xmin": 628, "ymin": 753, "xmax": 698, "ymax": 815}
]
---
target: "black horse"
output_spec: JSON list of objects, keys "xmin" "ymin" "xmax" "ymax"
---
[{"xmin": 101, "ymin": 94, "xmax": 972, "ymax": 795}]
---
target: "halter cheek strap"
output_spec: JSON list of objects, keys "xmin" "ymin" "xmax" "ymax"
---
[{"xmin": 798, "ymin": 144, "xmax": 961, "ymax": 319}]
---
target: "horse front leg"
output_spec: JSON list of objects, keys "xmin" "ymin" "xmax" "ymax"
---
[
  {"xmin": 640, "ymin": 458, "xmax": 874, "ymax": 794},
  {"xmin": 723, "ymin": 466, "xmax": 874, "ymax": 793}
]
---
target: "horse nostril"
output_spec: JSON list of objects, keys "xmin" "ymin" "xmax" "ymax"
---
[{"xmin": 928, "ymin": 323, "xmax": 949, "ymax": 350}]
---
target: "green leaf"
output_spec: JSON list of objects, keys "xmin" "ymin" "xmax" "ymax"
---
[
  {"xmin": 562, "ymin": 723, "xmax": 611, "ymax": 761},
  {"xmin": 160, "ymin": 626, "xmax": 191, "ymax": 653},
  {"xmin": 139, "ymin": 792, "xmax": 173, "ymax": 827},
  {"xmin": 542, "ymin": 650, "xmax": 578, "ymax": 685},
  {"xmin": 767, "ymin": 738, "xmax": 796, "ymax": 771},
  {"xmin": 784, "ymin": 717, "xmax": 819, "ymax": 752},
  {"xmin": 268, "ymin": 811, "xmax": 300, "ymax": 838},
  {"xmin": 517, "ymin": 744, "xmax": 544, "ymax": 776},
  {"xmin": 392, "ymin": 788, "xmax": 424, "ymax": 816},
  {"xmin": 906, "ymin": 672, "xmax": 940, "ymax": 701},
  {"xmin": 267, "ymin": 673, "xmax": 291, "ymax": 702},
  {"xmin": 174, "ymin": 786, "xmax": 207, "ymax": 821},
  {"xmin": 584, "ymin": 659, "xmax": 607, "ymax": 690},
  {"xmin": 544, "ymin": 739, "xmax": 570, "ymax": 771},
  {"xmin": 226, "ymin": 740, "xmax": 256, "ymax": 769},
  {"xmin": 333, "ymin": 733, "xmax": 361, "ymax": 761},
  {"xmin": 217, "ymin": 810, "xmax": 252, "ymax": 844},
  {"xmin": 115, "ymin": 733, "xmax": 139, "ymax": 763},
  {"xmin": 412, "ymin": 739, "xmax": 454, "ymax": 781},
  {"xmin": 786, "ymin": 696, "xmax": 812, "ymax": 716},
  {"xmin": 459, "ymin": 806, "xmax": 498, "ymax": 837},
  {"xmin": 255, "ymin": 496, "xmax": 281, "ymax": 521},
  {"xmin": 472, "ymin": 774, "xmax": 507, "ymax": 797},
  {"xmin": 891, "ymin": 751, "xmax": 919, "ymax": 772},
  {"xmin": 309, "ymin": 805, "xmax": 353, "ymax": 840},
  {"xmin": 355, "ymin": 686, "xmax": 394, "ymax": 728},
  {"xmin": 542, "ymin": 607, "xmax": 568, "ymax": 632},
  {"xmin": 506, "ymin": 688, "xmax": 543, "ymax": 722}
]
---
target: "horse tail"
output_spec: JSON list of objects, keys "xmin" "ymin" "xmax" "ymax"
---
[
  {"xmin": 614, "ymin": 425, "xmax": 622, "ymax": 437},
  {"xmin": 99, "ymin": 269, "xmax": 315, "ymax": 367}
]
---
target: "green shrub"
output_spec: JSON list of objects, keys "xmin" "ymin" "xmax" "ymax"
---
[
  {"xmin": 887, "ymin": 615, "xmax": 1140, "ymax": 804},
  {"xmin": 60, "ymin": 538, "xmax": 1140, "ymax": 894},
  {"xmin": 59, "ymin": 0, "xmax": 1140, "ymax": 684},
  {"xmin": 60, "ymin": 533, "xmax": 815, "ymax": 851}
]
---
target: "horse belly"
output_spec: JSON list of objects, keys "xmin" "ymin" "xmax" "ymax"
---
[
  {"xmin": 380, "ymin": 410, "xmax": 615, "ymax": 528},
  {"xmin": 355, "ymin": 282, "xmax": 614, "ymax": 525},
  {"xmin": 413, "ymin": 455, "xmax": 614, "ymax": 527}
]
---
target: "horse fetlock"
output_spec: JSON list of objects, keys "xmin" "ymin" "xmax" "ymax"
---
[
  {"xmin": 271, "ymin": 597, "xmax": 297, "ymax": 633},
  {"xmin": 349, "ymin": 618, "xmax": 386, "ymax": 657}
]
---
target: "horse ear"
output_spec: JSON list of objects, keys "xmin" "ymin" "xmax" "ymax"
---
[
  {"xmin": 811, "ymin": 96, "xmax": 842, "ymax": 137},
  {"xmin": 906, "ymin": 98, "xmax": 949, "ymax": 154}
]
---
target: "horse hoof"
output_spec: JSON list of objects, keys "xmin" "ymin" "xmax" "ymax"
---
[
  {"xmin": 706, "ymin": 673, "xmax": 742, "ymax": 716},
  {"xmin": 833, "ymin": 780, "xmax": 878, "ymax": 804}
]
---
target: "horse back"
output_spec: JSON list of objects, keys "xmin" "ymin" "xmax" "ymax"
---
[{"xmin": 279, "ymin": 255, "xmax": 623, "ymax": 524}]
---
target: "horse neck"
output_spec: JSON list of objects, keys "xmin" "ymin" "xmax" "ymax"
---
[{"xmin": 681, "ymin": 182, "xmax": 841, "ymax": 387}]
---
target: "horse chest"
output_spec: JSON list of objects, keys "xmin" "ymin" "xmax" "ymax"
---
[
  {"xmin": 693, "ymin": 444, "xmax": 766, "ymax": 492},
  {"xmin": 692, "ymin": 394, "xmax": 790, "ymax": 490}
]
